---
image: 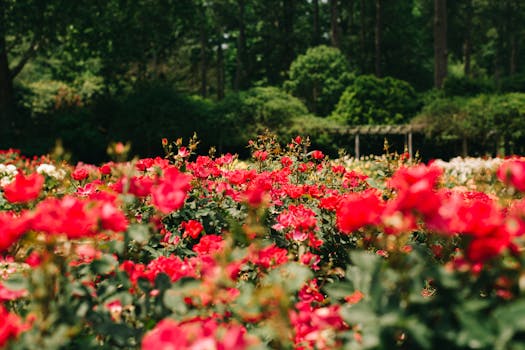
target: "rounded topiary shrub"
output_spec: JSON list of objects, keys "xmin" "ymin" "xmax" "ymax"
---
[
  {"xmin": 214, "ymin": 86, "xmax": 309, "ymax": 155},
  {"xmin": 284, "ymin": 45, "xmax": 354, "ymax": 117},
  {"xmin": 331, "ymin": 75, "xmax": 420, "ymax": 125}
]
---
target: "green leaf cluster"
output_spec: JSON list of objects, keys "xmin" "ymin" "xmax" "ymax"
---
[
  {"xmin": 415, "ymin": 92, "xmax": 525, "ymax": 154},
  {"xmin": 284, "ymin": 45, "xmax": 354, "ymax": 117},
  {"xmin": 331, "ymin": 75, "xmax": 420, "ymax": 125}
]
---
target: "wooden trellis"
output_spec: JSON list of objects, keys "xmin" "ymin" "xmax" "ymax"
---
[{"xmin": 328, "ymin": 124, "xmax": 427, "ymax": 159}]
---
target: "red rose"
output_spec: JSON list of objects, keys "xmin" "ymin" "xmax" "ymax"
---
[
  {"xmin": 3, "ymin": 172, "xmax": 44, "ymax": 203},
  {"xmin": 72, "ymin": 167, "xmax": 89, "ymax": 181},
  {"xmin": 336, "ymin": 191, "xmax": 384, "ymax": 234},
  {"xmin": 181, "ymin": 220, "xmax": 204, "ymax": 239},
  {"xmin": 497, "ymin": 158, "xmax": 525, "ymax": 192},
  {"xmin": 151, "ymin": 167, "xmax": 191, "ymax": 214}
]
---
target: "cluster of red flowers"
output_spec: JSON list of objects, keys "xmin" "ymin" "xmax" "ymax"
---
[
  {"xmin": 2, "ymin": 141, "xmax": 525, "ymax": 349},
  {"xmin": 142, "ymin": 317, "xmax": 257, "ymax": 350},
  {"xmin": 333, "ymin": 163, "xmax": 525, "ymax": 263},
  {"xmin": 0, "ymin": 305, "xmax": 29, "ymax": 348}
]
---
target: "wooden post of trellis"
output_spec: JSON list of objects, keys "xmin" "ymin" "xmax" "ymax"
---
[
  {"xmin": 355, "ymin": 133, "xmax": 360, "ymax": 159},
  {"xmin": 408, "ymin": 130, "xmax": 413, "ymax": 158},
  {"xmin": 328, "ymin": 124, "xmax": 425, "ymax": 159}
]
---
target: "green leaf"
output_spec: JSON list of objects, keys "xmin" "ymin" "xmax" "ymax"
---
[
  {"xmin": 2, "ymin": 274, "xmax": 28, "ymax": 291},
  {"xmin": 349, "ymin": 251, "xmax": 381, "ymax": 275},
  {"xmin": 90, "ymin": 254, "xmax": 117, "ymax": 275},
  {"xmin": 325, "ymin": 282, "xmax": 356, "ymax": 300},
  {"xmin": 493, "ymin": 300, "xmax": 525, "ymax": 350},
  {"xmin": 163, "ymin": 289, "xmax": 189, "ymax": 315},
  {"xmin": 404, "ymin": 317, "xmax": 432, "ymax": 349},
  {"xmin": 455, "ymin": 310, "xmax": 496, "ymax": 348},
  {"xmin": 494, "ymin": 300, "xmax": 525, "ymax": 331},
  {"xmin": 346, "ymin": 251, "xmax": 382, "ymax": 297},
  {"xmin": 341, "ymin": 304, "xmax": 381, "ymax": 349},
  {"xmin": 154, "ymin": 273, "xmax": 172, "ymax": 292},
  {"xmin": 100, "ymin": 323, "xmax": 136, "ymax": 347},
  {"xmin": 127, "ymin": 224, "xmax": 150, "ymax": 244},
  {"xmin": 263, "ymin": 262, "xmax": 313, "ymax": 293},
  {"xmin": 341, "ymin": 303, "xmax": 378, "ymax": 326}
]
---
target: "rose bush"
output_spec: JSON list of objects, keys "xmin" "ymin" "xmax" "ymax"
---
[{"xmin": 0, "ymin": 135, "xmax": 525, "ymax": 349}]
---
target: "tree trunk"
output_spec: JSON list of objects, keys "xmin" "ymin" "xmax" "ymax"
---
[
  {"xmin": 330, "ymin": 0, "xmax": 342, "ymax": 48},
  {"xmin": 216, "ymin": 31, "xmax": 225, "ymax": 101},
  {"xmin": 234, "ymin": 0, "xmax": 246, "ymax": 91},
  {"xmin": 510, "ymin": 34, "xmax": 517, "ymax": 76},
  {"xmin": 509, "ymin": 0, "xmax": 518, "ymax": 76},
  {"xmin": 434, "ymin": 0, "xmax": 447, "ymax": 88},
  {"xmin": 374, "ymin": 0, "xmax": 382, "ymax": 77},
  {"xmin": 200, "ymin": 27, "xmax": 208, "ymax": 98},
  {"xmin": 283, "ymin": 0, "xmax": 295, "ymax": 69},
  {"xmin": 463, "ymin": 0, "xmax": 472, "ymax": 77},
  {"xmin": 313, "ymin": 0, "xmax": 320, "ymax": 45},
  {"xmin": 0, "ymin": 24, "xmax": 14, "ymax": 125},
  {"xmin": 359, "ymin": 0, "xmax": 366, "ymax": 67},
  {"xmin": 463, "ymin": 39, "xmax": 472, "ymax": 77},
  {"xmin": 346, "ymin": 0, "xmax": 354, "ymax": 35},
  {"xmin": 494, "ymin": 2, "xmax": 503, "ymax": 87}
]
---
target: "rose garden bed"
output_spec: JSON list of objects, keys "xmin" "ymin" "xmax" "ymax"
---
[{"xmin": 1, "ymin": 133, "xmax": 525, "ymax": 349}]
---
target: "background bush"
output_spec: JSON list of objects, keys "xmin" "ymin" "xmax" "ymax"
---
[
  {"xmin": 331, "ymin": 75, "xmax": 420, "ymax": 125},
  {"xmin": 442, "ymin": 76, "xmax": 494, "ymax": 97},
  {"xmin": 104, "ymin": 82, "xmax": 215, "ymax": 158},
  {"xmin": 414, "ymin": 93, "xmax": 525, "ymax": 157},
  {"xmin": 284, "ymin": 45, "xmax": 354, "ymax": 117},
  {"xmin": 214, "ymin": 86, "xmax": 311, "ymax": 155}
]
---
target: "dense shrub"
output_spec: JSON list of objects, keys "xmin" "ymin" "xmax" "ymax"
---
[
  {"xmin": 499, "ymin": 73, "xmax": 525, "ymax": 93},
  {"xmin": 414, "ymin": 93, "xmax": 525, "ymax": 156},
  {"xmin": 105, "ymin": 82, "xmax": 215, "ymax": 158},
  {"xmin": 8, "ymin": 79, "xmax": 108, "ymax": 162},
  {"xmin": 284, "ymin": 114, "xmax": 345, "ymax": 156},
  {"xmin": 442, "ymin": 75, "xmax": 494, "ymax": 97},
  {"xmin": 284, "ymin": 45, "xmax": 354, "ymax": 117},
  {"xmin": 214, "ymin": 86, "xmax": 310, "ymax": 155},
  {"xmin": 331, "ymin": 75, "xmax": 420, "ymax": 125}
]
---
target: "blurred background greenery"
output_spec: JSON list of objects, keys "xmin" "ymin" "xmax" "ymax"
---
[{"xmin": 1, "ymin": 0, "xmax": 525, "ymax": 162}]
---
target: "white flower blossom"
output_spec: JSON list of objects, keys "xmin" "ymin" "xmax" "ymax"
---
[
  {"xmin": 433, "ymin": 157, "xmax": 503, "ymax": 184},
  {"xmin": 36, "ymin": 163, "xmax": 66, "ymax": 180},
  {"xmin": 0, "ymin": 164, "xmax": 17, "ymax": 187}
]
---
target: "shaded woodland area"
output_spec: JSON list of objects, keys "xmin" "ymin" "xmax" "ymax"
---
[{"xmin": 1, "ymin": 0, "xmax": 525, "ymax": 161}]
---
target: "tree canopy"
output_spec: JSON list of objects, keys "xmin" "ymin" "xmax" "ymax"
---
[{"xmin": 2, "ymin": 0, "xmax": 525, "ymax": 160}]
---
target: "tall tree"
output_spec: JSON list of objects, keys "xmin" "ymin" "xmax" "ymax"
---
[
  {"xmin": 0, "ymin": 0, "xmax": 77, "ymax": 124},
  {"xmin": 507, "ymin": 0, "xmax": 523, "ymax": 76},
  {"xmin": 434, "ymin": 0, "xmax": 447, "ymax": 88},
  {"xmin": 463, "ymin": 0, "xmax": 473, "ymax": 77},
  {"xmin": 283, "ymin": 0, "xmax": 296, "ymax": 69},
  {"xmin": 0, "ymin": 2, "xmax": 12, "ymax": 123},
  {"xmin": 312, "ymin": 0, "xmax": 320, "ymax": 45},
  {"xmin": 330, "ymin": 0, "xmax": 342, "ymax": 48},
  {"xmin": 200, "ymin": 26, "xmax": 208, "ymax": 97},
  {"xmin": 234, "ymin": 0, "xmax": 247, "ymax": 91},
  {"xmin": 216, "ymin": 34, "xmax": 225, "ymax": 100},
  {"xmin": 374, "ymin": 0, "xmax": 382, "ymax": 77}
]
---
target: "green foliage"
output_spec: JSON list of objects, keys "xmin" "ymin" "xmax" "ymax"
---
[
  {"xmin": 17, "ymin": 75, "xmax": 104, "ymax": 115},
  {"xmin": 499, "ymin": 74, "xmax": 525, "ymax": 93},
  {"xmin": 106, "ymin": 82, "xmax": 215, "ymax": 158},
  {"xmin": 284, "ymin": 45, "xmax": 354, "ymax": 117},
  {"xmin": 443, "ymin": 76, "xmax": 494, "ymax": 97},
  {"xmin": 214, "ymin": 86, "xmax": 309, "ymax": 154},
  {"xmin": 331, "ymin": 75, "xmax": 420, "ymax": 125},
  {"xmin": 415, "ymin": 93, "xmax": 525, "ymax": 155},
  {"xmin": 284, "ymin": 114, "xmax": 344, "ymax": 156}
]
